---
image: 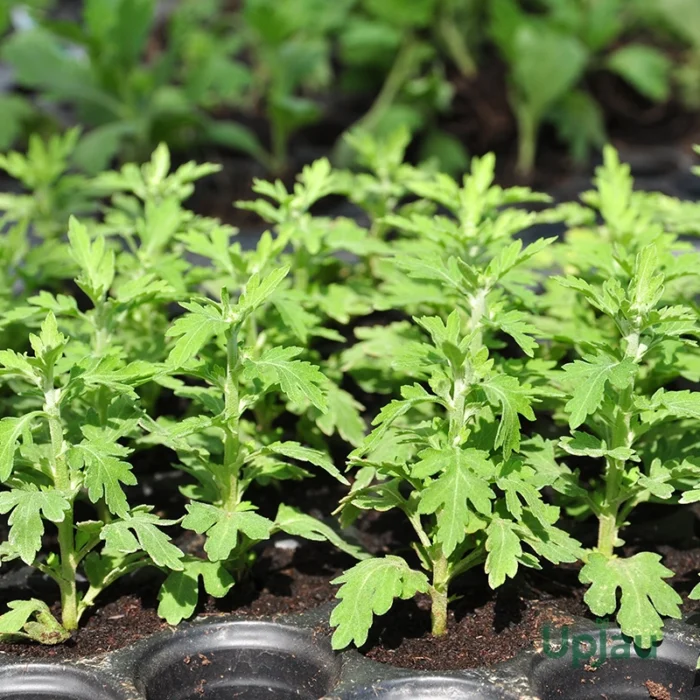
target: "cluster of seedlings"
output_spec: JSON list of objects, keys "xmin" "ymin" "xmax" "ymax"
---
[{"xmin": 0, "ymin": 129, "xmax": 699, "ymax": 658}]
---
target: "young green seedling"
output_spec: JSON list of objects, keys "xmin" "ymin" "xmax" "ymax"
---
[
  {"xmin": 150, "ymin": 259, "xmax": 366, "ymax": 623},
  {"xmin": 330, "ymin": 309, "xmax": 583, "ymax": 648},
  {"xmin": 554, "ymin": 240, "xmax": 700, "ymax": 648},
  {"xmin": 0, "ymin": 311, "xmax": 181, "ymax": 642}
]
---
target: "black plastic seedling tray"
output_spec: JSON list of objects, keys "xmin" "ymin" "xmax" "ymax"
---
[{"xmin": 2, "ymin": 605, "xmax": 700, "ymax": 699}]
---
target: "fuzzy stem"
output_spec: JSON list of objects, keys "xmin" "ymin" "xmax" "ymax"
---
[
  {"xmin": 44, "ymin": 384, "xmax": 78, "ymax": 632},
  {"xmin": 597, "ymin": 384, "xmax": 634, "ymax": 556},
  {"xmin": 430, "ymin": 548, "xmax": 450, "ymax": 636},
  {"xmin": 222, "ymin": 325, "xmax": 242, "ymax": 510}
]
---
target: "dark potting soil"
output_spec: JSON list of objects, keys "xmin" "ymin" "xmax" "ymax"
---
[
  {"xmin": 0, "ymin": 538, "xmax": 346, "ymax": 661},
  {"xmin": 359, "ymin": 542, "xmax": 700, "ymax": 673},
  {"xmin": 3, "ymin": 519, "xmax": 700, "ymax": 668},
  {"xmin": 362, "ymin": 585, "xmax": 585, "ymax": 672}
]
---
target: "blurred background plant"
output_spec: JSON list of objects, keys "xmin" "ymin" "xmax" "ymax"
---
[{"xmin": 0, "ymin": 0, "xmax": 699, "ymax": 179}]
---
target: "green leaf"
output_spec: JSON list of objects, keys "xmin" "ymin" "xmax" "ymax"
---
[
  {"xmin": 485, "ymin": 518, "xmax": 522, "ymax": 588},
  {"xmin": 0, "ymin": 599, "xmax": 69, "ymax": 645},
  {"xmin": 158, "ymin": 557, "xmax": 234, "ymax": 625},
  {"xmin": 205, "ymin": 120, "xmax": 268, "ymax": 162},
  {"xmin": 239, "ymin": 266, "xmax": 290, "ymax": 316},
  {"xmin": 73, "ymin": 428, "xmax": 137, "ymax": 517},
  {"xmin": 511, "ymin": 24, "xmax": 588, "ymax": 119},
  {"xmin": 580, "ymin": 552, "xmax": 682, "ymax": 648},
  {"xmin": 0, "ymin": 414, "xmax": 38, "ymax": 482},
  {"xmin": 265, "ymin": 441, "xmax": 348, "ymax": 484},
  {"xmin": 482, "ymin": 374, "xmax": 535, "ymax": 457},
  {"xmin": 72, "ymin": 123, "xmax": 133, "ymax": 174},
  {"xmin": 562, "ymin": 355, "xmax": 637, "ymax": 429},
  {"xmin": 559, "ymin": 431, "xmax": 638, "ymax": 461},
  {"xmin": 636, "ymin": 459, "xmax": 675, "ymax": 500},
  {"xmin": 552, "ymin": 90, "xmax": 606, "ymax": 164},
  {"xmin": 657, "ymin": 391, "xmax": 700, "ymax": 420},
  {"xmin": 2, "ymin": 29, "xmax": 110, "ymax": 108},
  {"xmin": 353, "ymin": 383, "xmax": 439, "ymax": 458},
  {"xmin": 243, "ymin": 346, "xmax": 327, "ymax": 411},
  {"xmin": 0, "ymin": 488, "xmax": 70, "ymax": 564},
  {"xmin": 492, "ymin": 310, "xmax": 539, "ymax": 357},
  {"xmin": 314, "ymin": 383, "xmax": 366, "ymax": 447},
  {"xmin": 417, "ymin": 448, "xmax": 495, "ymax": 555},
  {"xmin": 166, "ymin": 301, "xmax": 228, "ymax": 367},
  {"xmin": 362, "ymin": 0, "xmax": 436, "ymax": 28},
  {"xmin": 275, "ymin": 504, "xmax": 368, "ymax": 560},
  {"xmin": 182, "ymin": 502, "xmax": 273, "ymax": 561},
  {"xmin": 101, "ymin": 509, "xmax": 184, "ymax": 571},
  {"xmin": 330, "ymin": 556, "xmax": 429, "ymax": 649},
  {"xmin": 607, "ymin": 45, "xmax": 672, "ymax": 102}
]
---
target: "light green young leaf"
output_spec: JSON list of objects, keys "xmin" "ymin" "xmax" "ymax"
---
[
  {"xmin": 417, "ymin": 448, "xmax": 495, "ymax": 555},
  {"xmin": 353, "ymin": 384, "xmax": 439, "ymax": 458},
  {"xmin": 101, "ymin": 508, "xmax": 184, "ymax": 571},
  {"xmin": 630, "ymin": 245, "xmax": 665, "ymax": 316},
  {"xmin": 68, "ymin": 216, "xmax": 115, "ymax": 303},
  {"xmin": 158, "ymin": 557, "xmax": 234, "ymax": 625},
  {"xmin": 182, "ymin": 502, "xmax": 273, "ymax": 561},
  {"xmin": 657, "ymin": 391, "xmax": 700, "ymax": 420},
  {"xmin": 636, "ymin": 459, "xmax": 675, "ymax": 500},
  {"xmin": 29, "ymin": 312, "xmax": 66, "ymax": 370},
  {"xmin": 580, "ymin": 552, "xmax": 681, "ymax": 648},
  {"xmin": 485, "ymin": 518, "xmax": 522, "ymax": 588},
  {"xmin": 166, "ymin": 301, "xmax": 228, "ymax": 367},
  {"xmin": 492, "ymin": 310, "xmax": 539, "ymax": 357},
  {"xmin": 330, "ymin": 556, "xmax": 429, "ymax": 649},
  {"xmin": 0, "ymin": 487, "xmax": 70, "ymax": 564},
  {"xmin": 482, "ymin": 374, "xmax": 535, "ymax": 457},
  {"xmin": 238, "ymin": 266, "xmax": 289, "ymax": 316},
  {"xmin": 562, "ymin": 355, "xmax": 636, "ymax": 429},
  {"xmin": 0, "ymin": 349, "xmax": 41, "ymax": 384},
  {"xmin": 265, "ymin": 441, "xmax": 348, "ymax": 484},
  {"xmin": 0, "ymin": 413, "xmax": 38, "ymax": 481},
  {"xmin": 275, "ymin": 504, "xmax": 368, "ymax": 560},
  {"xmin": 243, "ymin": 346, "xmax": 327, "ymax": 411},
  {"xmin": 272, "ymin": 296, "xmax": 319, "ymax": 343}
]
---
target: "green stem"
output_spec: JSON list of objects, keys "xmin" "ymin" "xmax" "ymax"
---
[
  {"xmin": 293, "ymin": 245, "xmax": 310, "ymax": 295},
  {"xmin": 270, "ymin": 116, "xmax": 288, "ymax": 176},
  {"xmin": 44, "ymin": 384, "xmax": 79, "ymax": 632},
  {"xmin": 333, "ymin": 37, "xmax": 422, "ymax": 166},
  {"xmin": 515, "ymin": 104, "xmax": 538, "ymax": 178},
  {"xmin": 597, "ymin": 385, "xmax": 634, "ymax": 557},
  {"xmin": 222, "ymin": 326, "xmax": 242, "ymax": 510},
  {"xmin": 430, "ymin": 548, "xmax": 450, "ymax": 636},
  {"xmin": 450, "ymin": 548, "xmax": 486, "ymax": 579},
  {"xmin": 439, "ymin": 11, "xmax": 477, "ymax": 77},
  {"xmin": 468, "ymin": 287, "xmax": 488, "ymax": 352},
  {"xmin": 77, "ymin": 557, "xmax": 149, "ymax": 623}
]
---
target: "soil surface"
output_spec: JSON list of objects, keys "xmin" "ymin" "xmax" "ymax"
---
[
  {"xmin": 3, "ymin": 499, "xmax": 700, "ymax": 668},
  {"xmin": 0, "ymin": 538, "xmax": 345, "ymax": 661},
  {"xmin": 362, "ymin": 575, "xmax": 585, "ymax": 671}
]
